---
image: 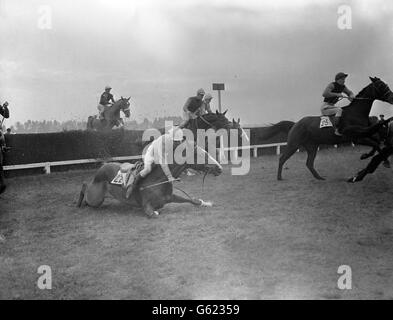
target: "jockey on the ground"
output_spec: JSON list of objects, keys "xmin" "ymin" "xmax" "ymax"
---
[
  {"xmin": 97, "ymin": 85, "xmax": 115, "ymax": 120},
  {"xmin": 179, "ymin": 88, "xmax": 206, "ymax": 128},
  {"xmin": 127, "ymin": 127, "xmax": 185, "ymax": 197},
  {"xmin": 321, "ymin": 72, "xmax": 355, "ymax": 136}
]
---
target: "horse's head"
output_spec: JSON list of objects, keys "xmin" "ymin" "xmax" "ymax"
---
[
  {"xmin": 230, "ymin": 117, "xmax": 250, "ymax": 142},
  {"xmin": 200, "ymin": 110, "xmax": 232, "ymax": 131},
  {"xmin": 367, "ymin": 77, "xmax": 393, "ymax": 104},
  {"xmin": 118, "ymin": 96, "xmax": 131, "ymax": 118},
  {"xmin": 187, "ymin": 143, "xmax": 223, "ymax": 177}
]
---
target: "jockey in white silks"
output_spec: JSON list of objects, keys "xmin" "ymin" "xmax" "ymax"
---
[{"xmin": 127, "ymin": 127, "xmax": 184, "ymax": 196}]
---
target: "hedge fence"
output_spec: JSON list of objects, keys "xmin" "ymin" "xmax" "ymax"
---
[{"xmin": 2, "ymin": 127, "xmax": 288, "ymax": 166}]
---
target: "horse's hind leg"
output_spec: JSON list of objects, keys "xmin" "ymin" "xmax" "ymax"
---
[
  {"xmin": 304, "ymin": 144, "xmax": 325, "ymax": 180},
  {"xmin": 278, "ymin": 146, "xmax": 299, "ymax": 180},
  {"xmin": 170, "ymin": 194, "xmax": 206, "ymax": 206}
]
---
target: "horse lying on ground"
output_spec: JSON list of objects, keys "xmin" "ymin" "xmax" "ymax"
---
[{"xmin": 77, "ymin": 143, "xmax": 223, "ymax": 218}]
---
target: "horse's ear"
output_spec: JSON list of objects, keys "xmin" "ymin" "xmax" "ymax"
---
[
  {"xmin": 232, "ymin": 118, "xmax": 235, "ymax": 123},
  {"xmin": 237, "ymin": 118, "xmax": 240, "ymax": 124},
  {"xmin": 127, "ymin": 97, "xmax": 131, "ymax": 101},
  {"xmin": 216, "ymin": 110, "xmax": 219, "ymax": 115},
  {"xmin": 121, "ymin": 96, "xmax": 124, "ymax": 99},
  {"xmin": 223, "ymin": 110, "xmax": 227, "ymax": 116},
  {"xmin": 369, "ymin": 77, "xmax": 376, "ymax": 82}
]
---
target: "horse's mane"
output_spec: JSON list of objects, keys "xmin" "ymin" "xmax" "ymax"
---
[{"xmin": 344, "ymin": 81, "xmax": 375, "ymax": 109}]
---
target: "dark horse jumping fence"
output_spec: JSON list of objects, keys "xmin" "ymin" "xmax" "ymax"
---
[{"xmin": 87, "ymin": 97, "xmax": 131, "ymax": 131}]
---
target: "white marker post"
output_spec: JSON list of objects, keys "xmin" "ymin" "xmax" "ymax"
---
[{"xmin": 212, "ymin": 83, "xmax": 226, "ymax": 163}]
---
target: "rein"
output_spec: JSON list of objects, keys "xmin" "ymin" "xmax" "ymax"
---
[
  {"xmin": 173, "ymin": 185, "xmax": 195, "ymax": 201},
  {"xmin": 139, "ymin": 178, "xmax": 181, "ymax": 191}
]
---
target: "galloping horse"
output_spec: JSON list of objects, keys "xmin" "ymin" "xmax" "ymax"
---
[
  {"xmin": 260, "ymin": 77, "xmax": 393, "ymax": 180},
  {"xmin": 77, "ymin": 144, "xmax": 223, "ymax": 218},
  {"xmin": 87, "ymin": 97, "xmax": 131, "ymax": 131}
]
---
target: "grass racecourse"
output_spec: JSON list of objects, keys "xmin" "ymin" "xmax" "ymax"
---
[{"xmin": 1, "ymin": 146, "xmax": 393, "ymax": 300}]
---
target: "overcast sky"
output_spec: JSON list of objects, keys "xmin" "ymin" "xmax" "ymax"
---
[{"xmin": 1, "ymin": 0, "xmax": 393, "ymax": 126}]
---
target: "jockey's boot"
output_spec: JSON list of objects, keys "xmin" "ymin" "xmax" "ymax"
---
[
  {"xmin": 126, "ymin": 173, "xmax": 143, "ymax": 199},
  {"xmin": 334, "ymin": 116, "xmax": 343, "ymax": 136}
]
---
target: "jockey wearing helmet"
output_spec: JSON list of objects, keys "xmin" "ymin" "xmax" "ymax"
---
[
  {"xmin": 126, "ymin": 127, "xmax": 185, "ymax": 197},
  {"xmin": 199, "ymin": 93, "xmax": 213, "ymax": 116},
  {"xmin": 321, "ymin": 72, "xmax": 355, "ymax": 136},
  {"xmin": 179, "ymin": 88, "xmax": 206, "ymax": 128},
  {"xmin": 97, "ymin": 85, "xmax": 115, "ymax": 120}
]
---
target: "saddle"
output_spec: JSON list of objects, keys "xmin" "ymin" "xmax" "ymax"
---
[{"xmin": 110, "ymin": 161, "xmax": 144, "ymax": 189}]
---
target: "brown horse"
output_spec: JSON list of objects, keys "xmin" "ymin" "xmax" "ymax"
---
[
  {"xmin": 77, "ymin": 143, "xmax": 222, "ymax": 218},
  {"xmin": 87, "ymin": 97, "xmax": 131, "ymax": 131},
  {"xmin": 260, "ymin": 77, "xmax": 393, "ymax": 180}
]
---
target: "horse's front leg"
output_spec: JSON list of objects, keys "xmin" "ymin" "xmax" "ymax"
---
[
  {"xmin": 170, "ymin": 194, "xmax": 212, "ymax": 207},
  {"xmin": 356, "ymin": 137, "xmax": 384, "ymax": 159},
  {"xmin": 348, "ymin": 145, "xmax": 393, "ymax": 183},
  {"xmin": 360, "ymin": 147, "xmax": 377, "ymax": 160}
]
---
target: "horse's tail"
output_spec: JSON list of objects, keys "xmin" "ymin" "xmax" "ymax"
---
[{"xmin": 257, "ymin": 120, "xmax": 295, "ymax": 141}]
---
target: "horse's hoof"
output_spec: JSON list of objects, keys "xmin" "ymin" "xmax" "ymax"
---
[
  {"xmin": 347, "ymin": 176, "xmax": 357, "ymax": 183},
  {"xmin": 147, "ymin": 211, "xmax": 160, "ymax": 218},
  {"xmin": 316, "ymin": 176, "xmax": 325, "ymax": 180},
  {"xmin": 199, "ymin": 199, "xmax": 213, "ymax": 207}
]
